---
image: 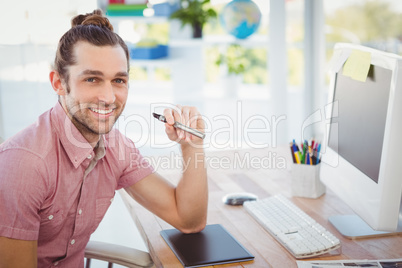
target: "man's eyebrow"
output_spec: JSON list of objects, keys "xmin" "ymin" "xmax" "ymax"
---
[
  {"xmin": 79, "ymin": 70, "xmax": 104, "ymax": 76},
  {"xmin": 79, "ymin": 70, "xmax": 129, "ymax": 77},
  {"xmin": 115, "ymin": 71, "xmax": 129, "ymax": 77}
]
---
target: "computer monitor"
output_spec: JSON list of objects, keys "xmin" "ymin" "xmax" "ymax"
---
[{"xmin": 320, "ymin": 43, "xmax": 402, "ymax": 239}]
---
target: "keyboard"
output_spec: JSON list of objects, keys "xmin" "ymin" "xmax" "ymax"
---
[{"xmin": 243, "ymin": 194, "xmax": 341, "ymax": 259}]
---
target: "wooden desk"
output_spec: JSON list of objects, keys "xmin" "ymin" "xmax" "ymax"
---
[{"xmin": 121, "ymin": 146, "xmax": 402, "ymax": 268}]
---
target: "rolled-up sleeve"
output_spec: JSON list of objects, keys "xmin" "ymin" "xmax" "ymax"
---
[{"xmin": 116, "ymin": 138, "xmax": 154, "ymax": 189}]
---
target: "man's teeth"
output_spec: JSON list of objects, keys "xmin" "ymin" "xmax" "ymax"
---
[{"xmin": 90, "ymin": 108, "xmax": 113, "ymax": 114}]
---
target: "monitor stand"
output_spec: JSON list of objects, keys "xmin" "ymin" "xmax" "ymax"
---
[{"xmin": 329, "ymin": 215, "xmax": 402, "ymax": 239}]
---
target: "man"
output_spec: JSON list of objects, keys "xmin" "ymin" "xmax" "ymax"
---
[{"xmin": 0, "ymin": 10, "xmax": 207, "ymax": 267}]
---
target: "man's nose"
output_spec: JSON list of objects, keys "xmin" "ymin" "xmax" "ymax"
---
[{"xmin": 98, "ymin": 83, "xmax": 116, "ymax": 104}]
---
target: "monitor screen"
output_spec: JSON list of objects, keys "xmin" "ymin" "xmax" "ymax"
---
[
  {"xmin": 320, "ymin": 43, "xmax": 402, "ymax": 237},
  {"xmin": 328, "ymin": 65, "xmax": 392, "ymax": 184}
]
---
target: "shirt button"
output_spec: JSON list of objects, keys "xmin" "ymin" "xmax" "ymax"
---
[
  {"xmin": 78, "ymin": 209, "xmax": 83, "ymax": 215},
  {"xmin": 54, "ymin": 261, "xmax": 59, "ymax": 266},
  {"xmin": 48, "ymin": 215, "xmax": 54, "ymax": 220},
  {"xmin": 87, "ymin": 154, "xmax": 92, "ymax": 159},
  {"xmin": 71, "ymin": 239, "xmax": 75, "ymax": 245}
]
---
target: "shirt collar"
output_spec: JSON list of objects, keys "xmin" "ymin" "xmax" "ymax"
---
[
  {"xmin": 94, "ymin": 137, "xmax": 106, "ymax": 161},
  {"xmin": 51, "ymin": 102, "xmax": 106, "ymax": 169}
]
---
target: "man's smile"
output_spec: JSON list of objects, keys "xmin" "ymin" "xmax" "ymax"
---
[{"xmin": 88, "ymin": 107, "xmax": 115, "ymax": 115}]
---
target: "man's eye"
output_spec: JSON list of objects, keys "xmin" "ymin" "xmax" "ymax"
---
[
  {"xmin": 86, "ymin": 78, "xmax": 97, "ymax": 83},
  {"xmin": 115, "ymin": 78, "xmax": 126, "ymax": 84}
]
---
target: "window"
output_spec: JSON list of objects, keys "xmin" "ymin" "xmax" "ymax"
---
[{"xmin": 324, "ymin": 0, "xmax": 402, "ymax": 57}]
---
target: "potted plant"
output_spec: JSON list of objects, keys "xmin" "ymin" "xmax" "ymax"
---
[
  {"xmin": 215, "ymin": 44, "xmax": 248, "ymax": 97},
  {"xmin": 169, "ymin": 0, "xmax": 217, "ymax": 38},
  {"xmin": 215, "ymin": 44, "xmax": 247, "ymax": 76}
]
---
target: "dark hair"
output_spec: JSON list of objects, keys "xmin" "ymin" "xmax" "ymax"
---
[{"xmin": 54, "ymin": 9, "xmax": 129, "ymax": 84}]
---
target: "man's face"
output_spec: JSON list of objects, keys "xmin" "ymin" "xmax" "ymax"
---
[{"xmin": 61, "ymin": 41, "xmax": 129, "ymax": 140}]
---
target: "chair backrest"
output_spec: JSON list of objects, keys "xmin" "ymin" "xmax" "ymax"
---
[{"xmin": 85, "ymin": 241, "xmax": 154, "ymax": 268}]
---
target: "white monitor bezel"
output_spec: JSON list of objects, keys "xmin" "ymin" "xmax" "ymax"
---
[{"xmin": 321, "ymin": 43, "xmax": 402, "ymax": 232}]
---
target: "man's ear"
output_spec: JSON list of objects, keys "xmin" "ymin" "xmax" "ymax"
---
[{"xmin": 49, "ymin": 70, "xmax": 67, "ymax": 96}]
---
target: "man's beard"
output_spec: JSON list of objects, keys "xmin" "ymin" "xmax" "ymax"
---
[{"xmin": 64, "ymin": 84, "xmax": 123, "ymax": 137}]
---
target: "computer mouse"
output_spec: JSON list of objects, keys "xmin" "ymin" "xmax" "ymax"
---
[{"xmin": 222, "ymin": 192, "xmax": 258, "ymax": 206}]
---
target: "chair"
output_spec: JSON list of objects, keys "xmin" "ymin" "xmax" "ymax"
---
[{"xmin": 85, "ymin": 241, "xmax": 154, "ymax": 268}]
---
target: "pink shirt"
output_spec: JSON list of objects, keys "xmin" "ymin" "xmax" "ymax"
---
[{"xmin": 0, "ymin": 102, "xmax": 154, "ymax": 267}]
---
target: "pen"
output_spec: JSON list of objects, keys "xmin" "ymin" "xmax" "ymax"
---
[
  {"xmin": 292, "ymin": 140, "xmax": 301, "ymax": 164},
  {"xmin": 312, "ymin": 149, "xmax": 317, "ymax": 165},
  {"xmin": 316, "ymin": 143, "xmax": 321, "ymax": 165},
  {"xmin": 290, "ymin": 142, "xmax": 297, "ymax": 163},
  {"xmin": 152, "ymin": 112, "xmax": 206, "ymax": 140},
  {"xmin": 301, "ymin": 140, "xmax": 308, "ymax": 164}
]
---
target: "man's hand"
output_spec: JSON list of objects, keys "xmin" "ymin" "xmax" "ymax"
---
[
  {"xmin": 163, "ymin": 105, "xmax": 205, "ymax": 145},
  {"xmin": 126, "ymin": 105, "xmax": 208, "ymax": 234}
]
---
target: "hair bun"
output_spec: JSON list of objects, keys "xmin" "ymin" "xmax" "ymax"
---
[{"xmin": 71, "ymin": 9, "xmax": 113, "ymax": 31}]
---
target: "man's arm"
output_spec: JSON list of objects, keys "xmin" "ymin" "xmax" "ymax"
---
[
  {"xmin": 0, "ymin": 237, "xmax": 37, "ymax": 268},
  {"xmin": 125, "ymin": 106, "xmax": 208, "ymax": 234}
]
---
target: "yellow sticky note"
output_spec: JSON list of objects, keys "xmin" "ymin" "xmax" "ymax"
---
[{"xmin": 342, "ymin": 49, "xmax": 371, "ymax": 82}]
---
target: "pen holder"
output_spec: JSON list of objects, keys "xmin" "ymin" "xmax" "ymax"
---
[{"xmin": 290, "ymin": 163, "xmax": 325, "ymax": 199}]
